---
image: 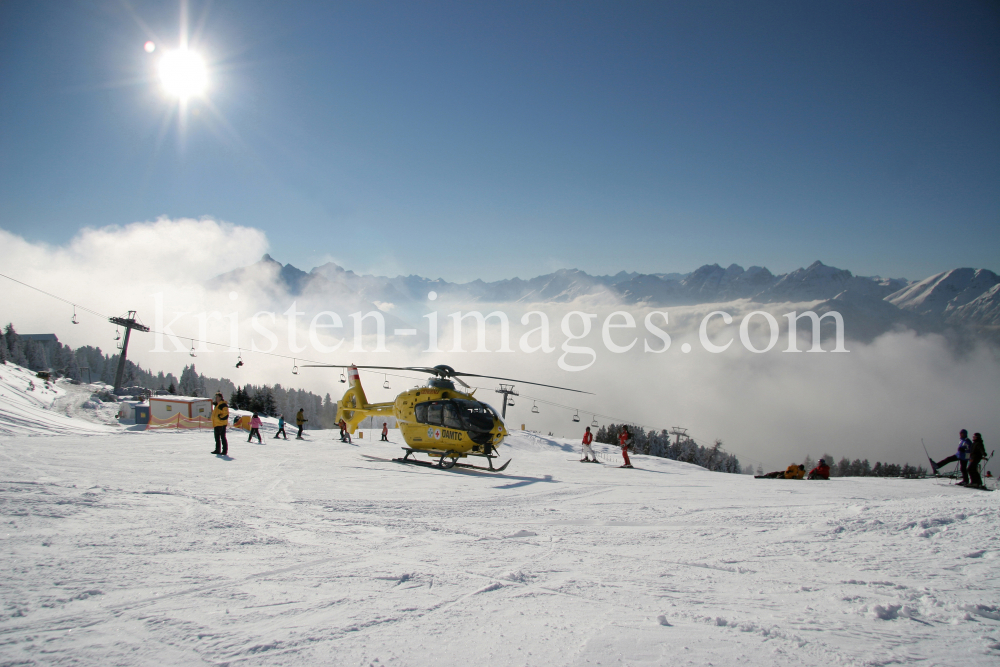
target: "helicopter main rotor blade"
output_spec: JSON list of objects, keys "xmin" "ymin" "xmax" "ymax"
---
[
  {"xmin": 299, "ymin": 364, "xmax": 591, "ymax": 394},
  {"xmin": 301, "ymin": 364, "xmax": 459, "ymax": 376},
  {"xmin": 451, "ymin": 372, "xmax": 593, "ymax": 394},
  {"xmin": 299, "ymin": 364, "xmax": 432, "ymax": 372}
]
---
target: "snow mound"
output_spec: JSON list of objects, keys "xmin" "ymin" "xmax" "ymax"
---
[
  {"xmin": 0, "ymin": 363, "xmax": 118, "ymax": 436},
  {"xmin": 501, "ymin": 431, "xmax": 577, "ymax": 453}
]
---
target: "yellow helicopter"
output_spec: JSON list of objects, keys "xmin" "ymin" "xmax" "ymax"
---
[{"xmin": 303, "ymin": 363, "xmax": 590, "ymax": 472}]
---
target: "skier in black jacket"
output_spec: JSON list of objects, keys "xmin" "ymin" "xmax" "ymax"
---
[{"xmin": 969, "ymin": 433, "xmax": 987, "ymax": 488}]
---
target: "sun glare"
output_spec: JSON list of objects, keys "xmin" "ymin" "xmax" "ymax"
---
[{"xmin": 158, "ymin": 49, "xmax": 208, "ymax": 99}]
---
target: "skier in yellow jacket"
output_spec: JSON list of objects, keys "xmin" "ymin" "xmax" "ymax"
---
[
  {"xmin": 211, "ymin": 392, "xmax": 229, "ymax": 456},
  {"xmin": 295, "ymin": 408, "xmax": 307, "ymax": 440}
]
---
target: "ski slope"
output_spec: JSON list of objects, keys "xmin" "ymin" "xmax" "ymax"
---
[
  {"xmin": 0, "ymin": 364, "xmax": 118, "ymax": 436},
  {"xmin": 1, "ymin": 421, "xmax": 998, "ymax": 666}
]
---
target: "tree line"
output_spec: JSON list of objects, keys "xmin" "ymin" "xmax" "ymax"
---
[
  {"xmin": 781, "ymin": 454, "xmax": 928, "ymax": 478},
  {"xmin": 594, "ymin": 423, "xmax": 743, "ymax": 474}
]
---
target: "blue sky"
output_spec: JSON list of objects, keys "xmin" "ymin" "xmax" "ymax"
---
[{"xmin": 1, "ymin": 0, "xmax": 997, "ymax": 282}]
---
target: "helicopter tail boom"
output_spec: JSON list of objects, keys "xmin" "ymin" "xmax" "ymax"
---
[{"xmin": 338, "ymin": 365, "xmax": 393, "ymax": 433}]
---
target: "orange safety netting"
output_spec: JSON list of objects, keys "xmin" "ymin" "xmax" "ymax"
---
[{"xmin": 147, "ymin": 413, "xmax": 213, "ymax": 430}]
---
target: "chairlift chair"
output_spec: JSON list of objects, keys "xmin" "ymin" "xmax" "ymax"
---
[
  {"xmin": 71, "ymin": 306, "xmax": 79, "ymax": 325},
  {"xmin": 189, "ymin": 340, "xmax": 196, "ymax": 357},
  {"xmin": 292, "ymin": 359, "xmax": 299, "ymax": 375},
  {"xmin": 531, "ymin": 401, "xmax": 539, "ymax": 414},
  {"xmin": 339, "ymin": 372, "xmax": 347, "ymax": 384},
  {"xmin": 383, "ymin": 374, "xmax": 390, "ymax": 389},
  {"xmin": 591, "ymin": 415, "xmax": 599, "ymax": 427},
  {"xmin": 572, "ymin": 411, "xmax": 580, "ymax": 423}
]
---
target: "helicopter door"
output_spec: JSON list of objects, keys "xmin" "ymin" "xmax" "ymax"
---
[
  {"xmin": 414, "ymin": 401, "xmax": 444, "ymax": 425},
  {"xmin": 442, "ymin": 403, "xmax": 463, "ymax": 429},
  {"xmin": 426, "ymin": 402, "xmax": 443, "ymax": 426}
]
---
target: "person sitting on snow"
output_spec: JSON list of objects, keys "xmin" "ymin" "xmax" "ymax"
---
[{"xmin": 808, "ymin": 458, "xmax": 831, "ymax": 480}]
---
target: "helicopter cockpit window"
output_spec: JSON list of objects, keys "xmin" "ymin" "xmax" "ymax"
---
[
  {"xmin": 452, "ymin": 399, "xmax": 495, "ymax": 432},
  {"xmin": 442, "ymin": 403, "xmax": 463, "ymax": 429},
  {"xmin": 481, "ymin": 403, "xmax": 502, "ymax": 421},
  {"xmin": 414, "ymin": 402, "xmax": 428, "ymax": 423}
]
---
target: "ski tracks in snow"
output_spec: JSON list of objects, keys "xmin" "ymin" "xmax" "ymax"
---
[{"xmin": 1, "ymin": 432, "xmax": 998, "ymax": 666}]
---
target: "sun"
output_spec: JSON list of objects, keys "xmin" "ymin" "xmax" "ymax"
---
[{"xmin": 158, "ymin": 49, "xmax": 208, "ymax": 99}]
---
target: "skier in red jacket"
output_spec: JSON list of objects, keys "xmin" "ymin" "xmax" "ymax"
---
[
  {"xmin": 618, "ymin": 426, "xmax": 633, "ymax": 469},
  {"xmin": 808, "ymin": 458, "xmax": 831, "ymax": 480},
  {"xmin": 580, "ymin": 426, "xmax": 598, "ymax": 462}
]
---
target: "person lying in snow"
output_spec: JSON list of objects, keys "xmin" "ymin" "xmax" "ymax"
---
[
  {"xmin": 808, "ymin": 459, "xmax": 831, "ymax": 480},
  {"xmin": 757, "ymin": 465, "xmax": 804, "ymax": 479},
  {"xmin": 784, "ymin": 464, "xmax": 806, "ymax": 480}
]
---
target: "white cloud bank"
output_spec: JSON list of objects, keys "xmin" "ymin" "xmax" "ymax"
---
[{"xmin": 1, "ymin": 218, "xmax": 998, "ymax": 471}]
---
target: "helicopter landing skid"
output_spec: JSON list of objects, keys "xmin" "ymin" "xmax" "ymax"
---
[{"xmin": 394, "ymin": 448, "xmax": 511, "ymax": 473}]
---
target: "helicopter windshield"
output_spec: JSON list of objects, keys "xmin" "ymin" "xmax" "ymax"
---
[
  {"xmin": 414, "ymin": 399, "xmax": 497, "ymax": 432},
  {"xmin": 451, "ymin": 399, "xmax": 496, "ymax": 432}
]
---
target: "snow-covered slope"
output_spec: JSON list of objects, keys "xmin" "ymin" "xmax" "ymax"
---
[
  {"xmin": 947, "ymin": 283, "xmax": 1000, "ymax": 326},
  {"xmin": 0, "ymin": 428, "xmax": 996, "ymax": 666},
  {"xmin": 0, "ymin": 363, "xmax": 118, "ymax": 436},
  {"xmin": 814, "ymin": 290, "xmax": 940, "ymax": 341},
  {"xmin": 886, "ymin": 268, "xmax": 1000, "ymax": 319}
]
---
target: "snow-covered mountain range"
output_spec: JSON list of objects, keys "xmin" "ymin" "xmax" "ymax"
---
[{"xmin": 216, "ymin": 256, "xmax": 1000, "ymax": 339}]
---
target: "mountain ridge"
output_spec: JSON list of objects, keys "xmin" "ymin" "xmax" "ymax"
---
[{"xmin": 214, "ymin": 258, "xmax": 1000, "ymax": 338}]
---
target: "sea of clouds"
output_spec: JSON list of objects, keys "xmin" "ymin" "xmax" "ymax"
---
[{"xmin": 2, "ymin": 218, "xmax": 997, "ymax": 470}]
